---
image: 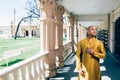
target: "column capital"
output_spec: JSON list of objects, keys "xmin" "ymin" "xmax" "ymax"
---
[
  {"xmin": 40, "ymin": 0, "xmax": 58, "ymax": 19},
  {"xmin": 55, "ymin": 5, "xmax": 65, "ymax": 22},
  {"xmin": 56, "ymin": 5, "xmax": 65, "ymax": 14},
  {"xmin": 68, "ymin": 13, "xmax": 75, "ymax": 26},
  {"xmin": 40, "ymin": 0, "xmax": 57, "ymax": 9}
]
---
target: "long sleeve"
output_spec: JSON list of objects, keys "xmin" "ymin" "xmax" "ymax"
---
[
  {"xmin": 76, "ymin": 41, "xmax": 82, "ymax": 70},
  {"xmin": 93, "ymin": 41, "xmax": 106, "ymax": 59},
  {"xmin": 77, "ymin": 38, "xmax": 103, "ymax": 80}
]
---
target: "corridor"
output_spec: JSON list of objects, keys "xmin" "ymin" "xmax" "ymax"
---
[
  {"xmin": 49, "ymin": 51, "xmax": 120, "ymax": 80},
  {"xmin": 1, "ymin": 0, "xmax": 120, "ymax": 80}
]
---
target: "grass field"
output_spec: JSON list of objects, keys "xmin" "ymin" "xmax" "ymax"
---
[
  {"xmin": 0, "ymin": 37, "xmax": 40, "ymax": 69},
  {"xmin": 0, "ymin": 37, "xmax": 67, "ymax": 69}
]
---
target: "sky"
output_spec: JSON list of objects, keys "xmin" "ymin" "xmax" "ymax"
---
[{"xmin": 0, "ymin": 0, "xmax": 28, "ymax": 26}]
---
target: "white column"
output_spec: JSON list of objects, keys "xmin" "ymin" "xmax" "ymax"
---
[
  {"xmin": 28, "ymin": 29, "xmax": 32, "ymax": 38},
  {"xmin": 39, "ymin": 0, "xmax": 57, "ymax": 78},
  {"xmin": 66, "ymin": 26, "xmax": 70, "ymax": 41},
  {"xmin": 55, "ymin": 5, "xmax": 65, "ymax": 68},
  {"xmin": 110, "ymin": 22, "xmax": 115, "ymax": 53},
  {"xmin": 68, "ymin": 14, "xmax": 75, "ymax": 52}
]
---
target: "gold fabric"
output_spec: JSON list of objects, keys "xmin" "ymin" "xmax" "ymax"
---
[{"xmin": 76, "ymin": 37, "xmax": 106, "ymax": 80}]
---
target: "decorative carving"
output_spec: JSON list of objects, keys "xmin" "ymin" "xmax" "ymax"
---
[
  {"xmin": 48, "ymin": 0, "xmax": 57, "ymax": 8},
  {"xmin": 50, "ymin": 1, "xmax": 53, "ymax": 5},
  {"xmin": 40, "ymin": 0, "xmax": 57, "ymax": 9},
  {"xmin": 57, "ymin": 5, "xmax": 65, "ymax": 14},
  {"xmin": 42, "ymin": 1, "xmax": 45, "ymax": 5},
  {"xmin": 68, "ymin": 13, "xmax": 75, "ymax": 26},
  {"xmin": 55, "ymin": 5, "xmax": 64, "ymax": 21},
  {"xmin": 40, "ymin": 0, "xmax": 47, "ymax": 9}
]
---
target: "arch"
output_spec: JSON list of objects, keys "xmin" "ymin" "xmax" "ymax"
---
[
  {"xmin": 113, "ymin": 14, "xmax": 120, "ymax": 22},
  {"xmin": 109, "ymin": 14, "xmax": 120, "ymax": 53},
  {"xmin": 26, "ymin": 30, "xmax": 29, "ymax": 36},
  {"xmin": 31, "ymin": 29, "xmax": 36, "ymax": 36}
]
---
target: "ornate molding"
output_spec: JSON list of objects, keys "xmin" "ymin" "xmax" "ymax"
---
[
  {"xmin": 40, "ymin": 0, "xmax": 57, "ymax": 9},
  {"xmin": 68, "ymin": 13, "xmax": 75, "ymax": 26},
  {"xmin": 56, "ymin": 5, "xmax": 65, "ymax": 14}
]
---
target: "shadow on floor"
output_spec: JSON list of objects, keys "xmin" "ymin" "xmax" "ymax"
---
[
  {"xmin": 49, "ymin": 53, "xmax": 78, "ymax": 80},
  {"xmin": 49, "ymin": 51, "xmax": 120, "ymax": 80},
  {"xmin": 100, "ymin": 51, "xmax": 120, "ymax": 80}
]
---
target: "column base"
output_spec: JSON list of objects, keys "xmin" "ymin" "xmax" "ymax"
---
[
  {"xmin": 55, "ymin": 46, "xmax": 64, "ymax": 68},
  {"xmin": 45, "ymin": 69, "xmax": 57, "ymax": 78},
  {"xmin": 44, "ymin": 51, "xmax": 57, "ymax": 78},
  {"xmin": 56, "ymin": 61, "xmax": 64, "ymax": 68},
  {"xmin": 72, "ymin": 41, "xmax": 75, "ymax": 52}
]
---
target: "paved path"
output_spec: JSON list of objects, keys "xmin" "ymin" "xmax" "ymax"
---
[
  {"xmin": 49, "ymin": 51, "xmax": 120, "ymax": 80},
  {"xmin": 100, "ymin": 51, "xmax": 120, "ymax": 80}
]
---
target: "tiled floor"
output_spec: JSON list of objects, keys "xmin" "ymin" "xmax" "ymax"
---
[{"xmin": 49, "ymin": 51, "xmax": 120, "ymax": 80}]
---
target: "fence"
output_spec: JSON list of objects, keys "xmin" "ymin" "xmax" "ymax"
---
[{"xmin": 0, "ymin": 41, "xmax": 73, "ymax": 80}]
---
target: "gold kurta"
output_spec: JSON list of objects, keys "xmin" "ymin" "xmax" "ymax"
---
[{"xmin": 76, "ymin": 37, "xmax": 106, "ymax": 80}]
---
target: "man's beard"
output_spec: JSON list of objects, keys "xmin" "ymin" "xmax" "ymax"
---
[{"xmin": 89, "ymin": 34, "xmax": 96, "ymax": 37}]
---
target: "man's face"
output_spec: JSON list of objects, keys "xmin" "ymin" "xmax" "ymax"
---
[{"xmin": 88, "ymin": 26, "xmax": 97, "ymax": 37}]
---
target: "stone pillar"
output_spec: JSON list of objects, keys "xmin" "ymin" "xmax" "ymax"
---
[
  {"xmin": 28, "ymin": 29, "xmax": 32, "ymax": 38},
  {"xmin": 74, "ymin": 21, "xmax": 78, "ymax": 44},
  {"xmin": 66, "ymin": 26, "xmax": 70, "ymax": 41},
  {"xmin": 11, "ymin": 24, "xmax": 14, "ymax": 37},
  {"xmin": 10, "ymin": 21, "xmax": 16, "ymax": 37},
  {"xmin": 68, "ymin": 13, "xmax": 75, "ymax": 52},
  {"xmin": 39, "ymin": 0, "xmax": 57, "ymax": 78},
  {"xmin": 110, "ymin": 22, "xmax": 115, "ymax": 53},
  {"xmin": 55, "ymin": 5, "xmax": 65, "ymax": 68}
]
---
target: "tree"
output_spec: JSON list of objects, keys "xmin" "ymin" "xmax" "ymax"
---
[
  {"xmin": 14, "ymin": 0, "xmax": 40, "ymax": 39},
  {"xmin": 25, "ymin": 0, "xmax": 40, "ymax": 21}
]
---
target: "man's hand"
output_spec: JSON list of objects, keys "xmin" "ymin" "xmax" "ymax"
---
[
  {"xmin": 79, "ymin": 69, "xmax": 86, "ymax": 77},
  {"xmin": 87, "ymin": 48, "xmax": 94, "ymax": 55}
]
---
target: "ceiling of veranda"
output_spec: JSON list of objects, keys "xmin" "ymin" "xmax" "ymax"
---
[{"xmin": 59, "ymin": 0, "xmax": 120, "ymax": 27}]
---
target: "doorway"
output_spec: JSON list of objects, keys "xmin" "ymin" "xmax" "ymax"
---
[{"xmin": 115, "ymin": 17, "xmax": 120, "ymax": 56}]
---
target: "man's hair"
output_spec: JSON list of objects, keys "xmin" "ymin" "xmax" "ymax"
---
[
  {"xmin": 87, "ymin": 25, "xmax": 96, "ymax": 31},
  {"xmin": 87, "ymin": 25, "xmax": 97, "ymax": 37}
]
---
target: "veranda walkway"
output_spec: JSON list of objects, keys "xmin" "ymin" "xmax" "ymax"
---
[{"xmin": 49, "ymin": 51, "xmax": 120, "ymax": 80}]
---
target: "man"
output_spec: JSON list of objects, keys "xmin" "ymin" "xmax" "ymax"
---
[{"xmin": 76, "ymin": 25, "xmax": 106, "ymax": 80}]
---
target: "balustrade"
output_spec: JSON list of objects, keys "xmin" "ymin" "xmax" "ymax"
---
[{"xmin": 0, "ymin": 41, "xmax": 73, "ymax": 80}]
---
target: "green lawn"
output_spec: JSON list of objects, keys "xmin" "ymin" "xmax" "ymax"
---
[
  {"xmin": 0, "ymin": 37, "xmax": 67, "ymax": 69},
  {"xmin": 0, "ymin": 37, "xmax": 40, "ymax": 69}
]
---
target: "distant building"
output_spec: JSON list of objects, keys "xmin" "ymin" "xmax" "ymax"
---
[
  {"xmin": 0, "ymin": 25, "xmax": 40, "ymax": 38},
  {"xmin": 0, "ymin": 26, "xmax": 11, "ymax": 38}
]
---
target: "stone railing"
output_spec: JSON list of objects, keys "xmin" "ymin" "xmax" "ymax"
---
[
  {"xmin": 0, "ymin": 51, "xmax": 48, "ymax": 80},
  {"xmin": 0, "ymin": 41, "xmax": 73, "ymax": 80},
  {"xmin": 63, "ymin": 40, "xmax": 72, "ymax": 60}
]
